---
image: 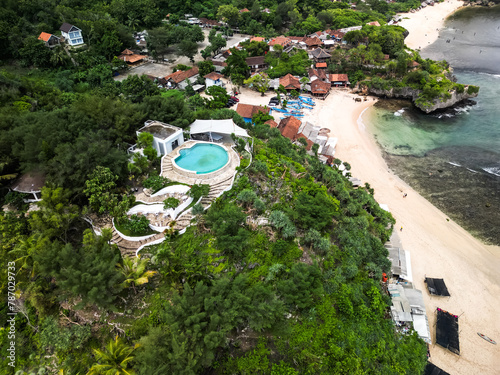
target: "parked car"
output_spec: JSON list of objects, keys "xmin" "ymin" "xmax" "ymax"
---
[{"xmin": 230, "ymin": 96, "xmax": 239, "ymax": 102}]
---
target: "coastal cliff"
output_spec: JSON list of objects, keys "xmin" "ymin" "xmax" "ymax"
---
[{"xmin": 363, "ymin": 85, "xmax": 479, "ymax": 113}]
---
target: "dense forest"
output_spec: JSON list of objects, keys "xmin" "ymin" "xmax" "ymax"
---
[{"xmin": 0, "ymin": 0, "xmax": 432, "ymax": 374}]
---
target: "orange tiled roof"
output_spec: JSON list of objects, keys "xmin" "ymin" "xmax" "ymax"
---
[
  {"xmin": 38, "ymin": 32, "xmax": 52, "ymax": 42},
  {"xmin": 240, "ymin": 8, "xmax": 250, "ymax": 12},
  {"xmin": 250, "ymin": 36, "xmax": 266, "ymax": 43},
  {"xmin": 310, "ymin": 79, "xmax": 330, "ymax": 95},
  {"xmin": 264, "ymin": 119, "xmax": 278, "ymax": 128},
  {"xmin": 269, "ymin": 36, "xmax": 290, "ymax": 47},
  {"xmin": 279, "ymin": 74, "xmax": 301, "ymax": 90},
  {"xmin": 165, "ymin": 66, "xmax": 199, "ymax": 84},
  {"xmin": 118, "ymin": 52, "xmax": 147, "ymax": 64},
  {"xmin": 278, "ymin": 116, "xmax": 301, "ymax": 140},
  {"xmin": 303, "ymin": 36, "xmax": 322, "ymax": 46},
  {"xmin": 330, "ymin": 73, "xmax": 349, "ymax": 82},
  {"xmin": 236, "ymin": 103, "xmax": 270, "ymax": 119},
  {"xmin": 316, "ymin": 62, "xmax": 327, "ymax": 68},
  {"xmin": 366, "ymin": 21, "xmax": 381, "ymax": 26},
  {"xmin": 204, "ymin": 72, "xmax": 223, "ymax": 80}
]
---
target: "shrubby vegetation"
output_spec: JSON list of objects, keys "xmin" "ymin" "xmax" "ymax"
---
[{"xmin": 0, "ymin": 0, "xmax": 434, "ymax": 374}]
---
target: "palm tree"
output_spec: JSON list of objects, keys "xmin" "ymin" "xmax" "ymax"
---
[
  {"xmin": 87, "ymin": 336, "xmax": 138, "ymax": 375},
  {"xmin": 117, "ymin": 256, "xmax": 157, "ymax": 294}
]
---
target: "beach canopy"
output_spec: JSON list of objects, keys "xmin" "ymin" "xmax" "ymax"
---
[
  {"xmin": 189, "ymin": 119, "xmax": 250, "ymax": 138},
  {"xmin": 436, "ymin": 308, "xmax": 460, "ymax": 355},
  {"xmin": 425, "ymin": 278, "xmax": 450, "ymax": 296}
]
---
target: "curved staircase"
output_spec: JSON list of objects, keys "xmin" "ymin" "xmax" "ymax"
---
[{"xmin": 110, "ymin": 228, "xmax": 165, "ymax": 257}]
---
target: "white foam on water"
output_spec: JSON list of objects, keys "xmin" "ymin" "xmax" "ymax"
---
[
  {"xmin": 482, "ymin": 166, "xmax": 500, "ymax": 177},
  {"xmin": 357, "ymin": 107, "xmax": 370, "ymax": 131},
  {"xmin": 467, "ymin": 168, "xmax": 478, "ymax": 173},
  {"xmin": 394, "ymin": 109, "xmax": 405, "ymax": 116},
  {"xmin": 447, "ymin": 161, "xmax": 461, "ymax": 167}
]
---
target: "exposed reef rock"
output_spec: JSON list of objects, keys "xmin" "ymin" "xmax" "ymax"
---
[{"xmin": 363, "ymin": 86, "xmax": 479, "ymax": 113}]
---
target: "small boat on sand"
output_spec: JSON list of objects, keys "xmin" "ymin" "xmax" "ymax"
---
[{"xmin": 477, "ymin": 332, "xmax": 496, "ymax": 345}]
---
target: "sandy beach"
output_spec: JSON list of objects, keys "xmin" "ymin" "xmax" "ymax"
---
[
  {"xmin": 235, "ymin": 85, "xmax": 500, "ymax": 373},
  {"xmin": 315, "ymin": 91, "xmax": 500, "ymax": 375},
  {"xmin": 399, "ymin": 0, "xmax": 465, "ymax": 50}
]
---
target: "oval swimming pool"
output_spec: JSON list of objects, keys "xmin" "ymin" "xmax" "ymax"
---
[{"xmin": 174, "ymin": 143, "xmax": 229, "ymax": 174}]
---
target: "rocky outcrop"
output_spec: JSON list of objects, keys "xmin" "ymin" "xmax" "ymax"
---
[{"xmin": 364, "ymin": 86, "xmax": 479, "ymax": 113}]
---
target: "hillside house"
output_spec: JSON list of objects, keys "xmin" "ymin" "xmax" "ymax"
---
[
  {"xmin": 211, "ymin": 60, "xmax": 228, "ymax": 72},
  {"xmin": 118, "ymin": 49, "xmax": 147, "ymax": 66},
  {"xmin": 245, "ymin": 56, "xmax": 267, "ymax": 72},
  {"xmin": 279, "ymin": 74, "xmax": 301, "ymax": 91},
  {"xmin": 199, "ymin": 18, "xmax": 221, "ymax": 28},
  {"xmin": 303, "ymin": 36, "xmax": 323, "ymax": 50},
  {"xmin": 250, "ymin": 36, "xmax": 266, "ymax": 43},
  {"xmin": 59, "ymin": 23, "xmax": 84, "ymax": 46},
  {"xmin": 236, "ymin": 103, "xmax": 270, "ymax": 123},
  {"xmin": 330, "ymin": 73, "xmax": 349, "ymax": 87},
  {"xmin": 278, "ymin": 116, "xmax": 302, "ymax": 141},
  {"xmin": 204, "ymin": 72, "xmax": 224, "ymax": 88},
  {"xmin": 38, "ymin": 32, "xmax": 60, "ymax": 48},
  {"xmin": 308, "ymin": 68, "xmax": 329, "ymax": 83},
  {"xmin": 136, "ymin": 120, "xmax": 184, "ymax": 156},
  {"xmin": 269, "ymin": 36, "xmax": 291, "ymax": 48},
  {"xmin": 310, "ymin": 79, "xmax": 331, "ymax": 99},
  {"xmin": 164, "ymin": 66, "xmax": 199, "ymax": 90},
  {"xmin": 310, "ymin": 48, "xmax": 331, "ymax": 62}
]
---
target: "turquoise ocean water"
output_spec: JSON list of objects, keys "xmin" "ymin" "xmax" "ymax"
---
[{"xmin": 361, "ymin": 6, "xmax": 500, "ymax": 244}]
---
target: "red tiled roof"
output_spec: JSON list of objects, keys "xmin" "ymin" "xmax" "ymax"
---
[
  {"xmin": 118, "ymin": 51, "xmax": 147, "ymax": 64},
  {"xmin": 250, "ymin": 37, "xmax": 266, "ymax": 43},
  {"xmin": 165, "ymin": 66, "xmax": 199, "ymax": 84},
  {"xmin": 310, "ymin": 79, "xmax": 330, "ymax": 95},
  {"xmin": 240, "ymin": 8, "xmax": 250, "ymax": 12},
  {"xmin": 303, "ymin": 36, "xmax": 323, "ymax": 46},
  {"xmin": 288, "ymin": 36, "xmax": 305, "ymax": 43},
  {"xmin": 211, "ymin": 60, "xmax": 228, "ymax": 67},
  {"xmin": 330, "ymin": 73, "xmax": 349, "ymax": 82},
  {"xmin": 279, "ymin": 74, "xmax": 301, "ymax": 90},
  {"xmin": 296, "ymin": 134, "xmax": 314, "ymax": 150},
  {"xmin": 278, "ymin": 116, "xmax": 301, "ymax": 140},
  {"xmin": 269, "ymin": 36, "xmax": 290, "ymax": 47},
  {"xmin": 236, "ymin": 103, "xmax": 270, "ymax": 119},
  {"xmin": 38, "ymin": 32, "xmax": 52, "ymax": 42},
  {"xmin": 316, "ymin": 62, "xmax": 327, "ymax": 68},
  {"xmin": 366, "ymin": 21, "xmax": 381, "ymax": 26},
  {"xmin": 204, "ymin": 72, "xmax": 223, "ymax": 80},
  {"xmin": 264, "ymin": 119, "xmax": 278, "ymax": 128}
]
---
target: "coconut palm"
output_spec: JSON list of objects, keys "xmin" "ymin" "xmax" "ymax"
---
[
  {"xmin": 117, "ymin": 256, "xmax": 157, "ymax": 294},
  {"xmin": 87, "ymin": 336, "xmax": 138, "ymax": 375}
]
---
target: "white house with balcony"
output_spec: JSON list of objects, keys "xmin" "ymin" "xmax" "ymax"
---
[
  {"xmin": 60, "ymin": 23, "xmax": 84, "ymax": 46},
  {"xmin": 136, "ymin": 120, "xmax": 184, "ymax": 156}
]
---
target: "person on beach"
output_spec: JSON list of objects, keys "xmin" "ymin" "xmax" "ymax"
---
[{"xmin": 400, "ymin": 226, "xmax": 403, "ymax": 232}]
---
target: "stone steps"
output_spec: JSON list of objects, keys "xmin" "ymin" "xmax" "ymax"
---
[{"xmin": 110, "ymin": 229, "xmax": 165, "ymax": 257}]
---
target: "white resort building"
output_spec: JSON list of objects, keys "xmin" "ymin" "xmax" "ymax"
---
[{"xmin": 136, "ymin": 120, "xmax": 185, "ymax": 156}]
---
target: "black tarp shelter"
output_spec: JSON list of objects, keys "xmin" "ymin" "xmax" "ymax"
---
[
  {"xmin": 424, "ymin": 362, "xmax": 450, "ymax": 375},
  {"xmin": 436, "ymin": 308, "xmax": 460, "ymax": 355},
  {"xmin": 425, "ymin": 278, "xmax": 450, "ymax": 296}
]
